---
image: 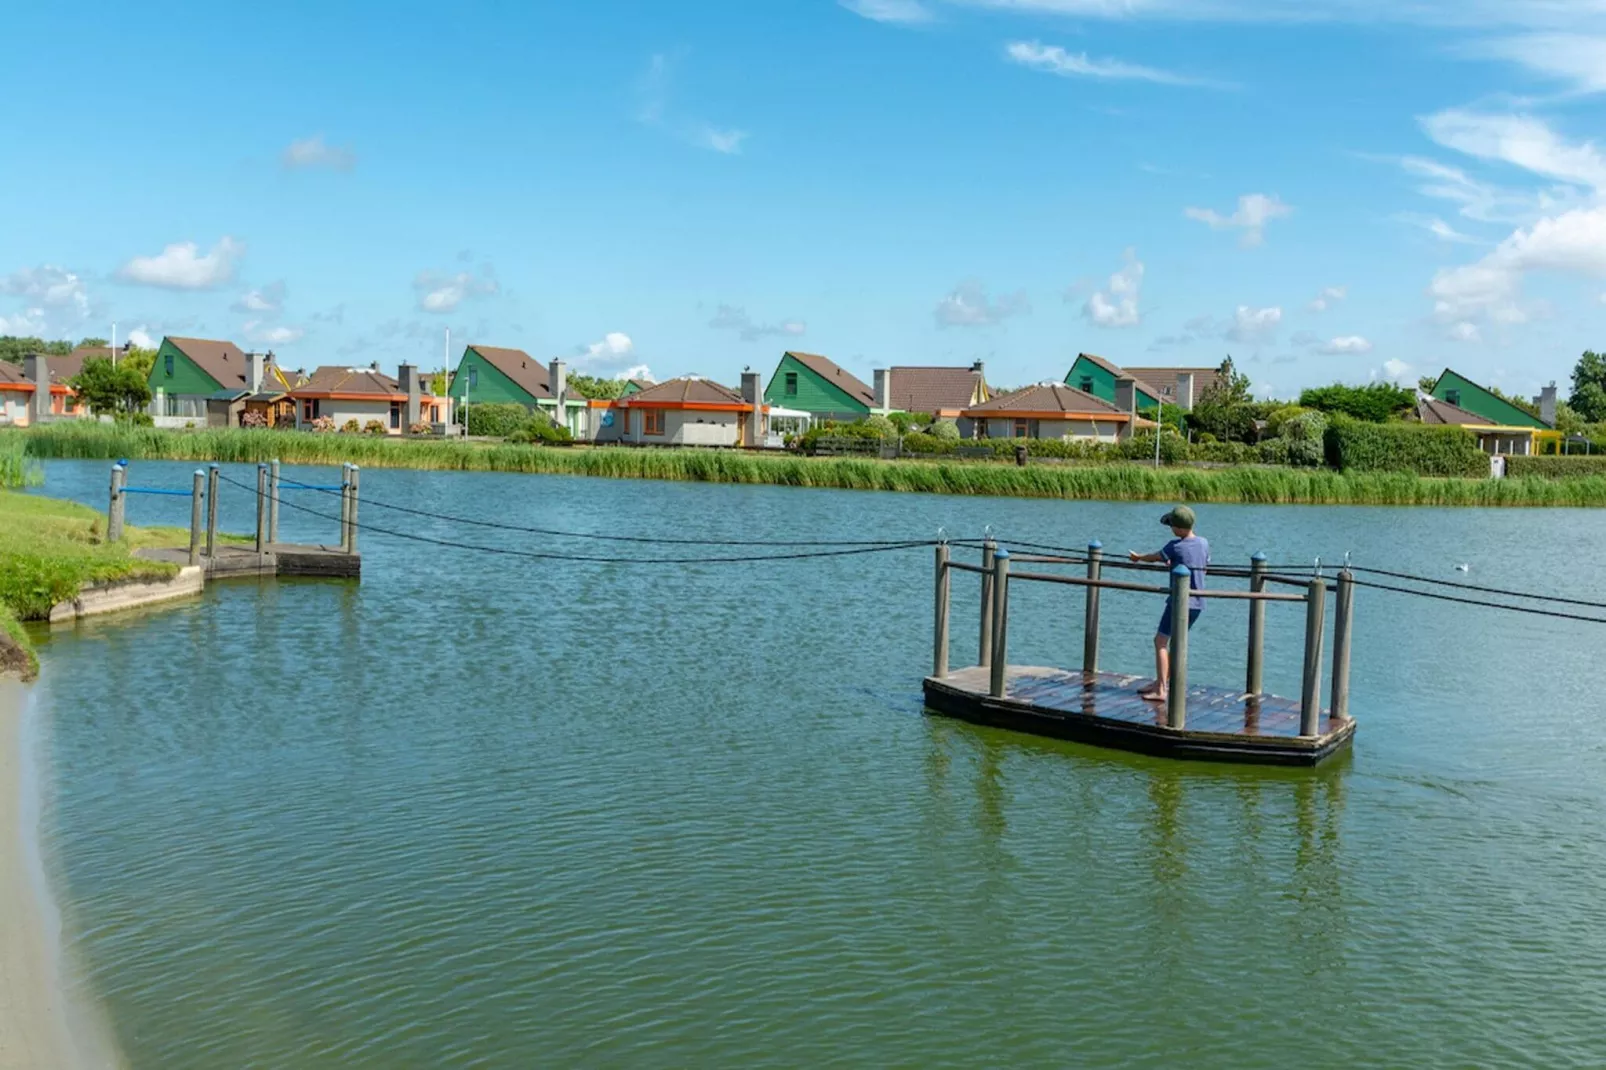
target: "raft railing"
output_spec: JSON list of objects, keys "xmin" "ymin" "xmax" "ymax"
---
[{"xmin": 932, "ymin": 538, "xmax": 1356, "ymax": 737}]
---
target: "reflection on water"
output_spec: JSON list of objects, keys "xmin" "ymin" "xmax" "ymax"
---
[{"xmin": 27, "ymin": 459, "xmax": 1606, "ymax": 1068}]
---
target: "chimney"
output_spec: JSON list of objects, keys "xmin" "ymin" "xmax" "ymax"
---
[
  {"xmin": 1113, "ymin": 375, "xmax": 1137, "ymax": 417},
  {"xmin": 399, "ymin": 363, "xmax": 421, "ymax": 429},
  {"xmin": 245, "ymin": 351, "xmax": 265, "ymax": 394},
  {"xmin": 1175, "ymin": 371, "xmax": 1195, "ymax": 411},
  {"xmin": 741, "ymin": 370, "xmax": 763, "ymax": 447},
  {"xmin": 370, "ymin": 360, "xmax": 379, "ymax": 372},
  {"xmin": 548, "ymin": 358, "xmax": 568, "ymax": 421},
  {"xmin": 970, "ymin": 359, "xmax": 987, "ymax": 402},
  {"xmin": 1538, "ymin": 382, "xmax": 1558, "ymax": 427},
  {"xmin": 873, "ymin": 368, "xmax": 889, "ymax": 412},
  {"xmin": 22, "ymin": 353, "xmax": 49, "ymax": 422}
]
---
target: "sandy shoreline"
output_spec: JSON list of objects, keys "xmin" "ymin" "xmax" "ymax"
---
[{"xmin": 0, "ymin": 678, "xmax": 92, "ymax": 1070}]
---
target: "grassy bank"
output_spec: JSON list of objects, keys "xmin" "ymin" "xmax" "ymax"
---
[{"xmin": 14, "ymin": 423, "xmax": 1606, "ymax": 506}]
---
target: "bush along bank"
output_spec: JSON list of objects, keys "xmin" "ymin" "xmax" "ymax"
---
[
  {"xmin": 1322, "ymin": 415, "xmax": 1491, "ymax": 478},
  {"xmin": 1504, "ymin": 454, "xmax": 1606, "ymax": 479}
]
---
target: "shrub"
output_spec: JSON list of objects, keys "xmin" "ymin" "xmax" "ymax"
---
[
  {"xmin": 1264, "ymin": 404, "xmax": 1311, "ymax": 437},
  {"xmin": 1188, "ymin": 440, "xmax": 1258, "ymax": 464},
  {"xmin": 310, "ymin": 416, "xmax": 336, "ymax": 433},
  {"xmin": 240, "ymin": 410, "xmax": 269, "ymax": 429},
  {"xmin": 929, "ymin": 419, "xmax": 961, "ymax": 441},
  {"xmin": 1504, "ymin": 454, "xmax": 1606, "ymax": 479},
  {"xmin": 1117, "ymin": 431, "xmax": 1187, "ymax": 464},
  {"xmin": 363, "ymin": 419, "xmax": 388, "ymax": 435},
  {"xmin": 408, "ymin": 422, "xmax": 435, "ymax": 436},
  {"xmin": 887, "ymin": 411, "xmax": 917, "ymax": 434},
  {"xmin": 1278, "ymin": 410, "xmax": 1328, "ymax": 467},
  {"xmin": 864, "ymin": 414, "xmax": 898, "ymax": 439},
  {"xmin": 341, "ymin": 418, "xmax": 361, "ymax": 434},
  {"xmin": 113, "ymin": 411, "xmax": 154, "ymax": 427},
  {"xmin": 463, "ymin": 403, "xmax": 532, "ymax": 438},
  {"xmin": 900, "ymin": 432, "xmax": 957, "ymax": 455},
  {"xmin": 1324, "ymin": 414, "xmax": 1488, "ymax": 476},
  {"xmin": 508, "ymin": 418, "xmax": 574, "ymax": 444},
  {"xmin": 1299, "ymin": 383, "xmax": 1415, "ymax": 423}
]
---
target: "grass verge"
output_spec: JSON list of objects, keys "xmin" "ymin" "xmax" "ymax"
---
[{"xmin": 14, "ymin": 423, "xmax": 1606, "ymax": 507}]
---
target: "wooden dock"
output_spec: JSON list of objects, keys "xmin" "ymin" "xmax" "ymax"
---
[
  {"xmin": 137, "ymin": 544, "xmax": 361, "ymax": 580},
  {"xmin": 924, "ymin": 665, "xmax": 1354, "ymax": 765},
  {"xmin": 925, "ymin": 540, "xmax": 1358, "ymax": 767}
]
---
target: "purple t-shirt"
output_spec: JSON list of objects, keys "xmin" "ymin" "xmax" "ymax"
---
[{"xmin": 1162, "ymin": 535, "xmax": 1209, "ymax": 610}]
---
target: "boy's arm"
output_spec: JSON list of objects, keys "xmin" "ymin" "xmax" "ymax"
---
[{"xmin": 1128, "ymin": 549, "xmax": 1167, "ymax": 562}]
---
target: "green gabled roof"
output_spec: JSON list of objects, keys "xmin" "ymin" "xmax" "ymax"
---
[{"xmin": 1429, "ymin": 368, "xmax": 1551, "ymax": 430}]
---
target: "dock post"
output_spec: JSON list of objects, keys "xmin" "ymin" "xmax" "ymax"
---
[
  {"xmin": 988, "ymin": 550, "xmax": 1010, "ymax": 698},
  {"xmin": 933, "ymin": 543, "xmax": 951, "ymax": 678},
  {"xmin": 1246, "ymin": 552, "xmax": 1268, "ymax": 695},
  {"xmin": 1083, "ymin": 540, "xmax": 1102, "ymax": 673},
  {"xmin": 188, "ymin": 470, "xmax": 205, "ymax": 565},
  {"xmin": 268, "ymin": 459, "xmax": 280, "ymax": 544},
  {"xmin": 255, "ymin": 463, "xmax": 267, "ymax": 553},
  {"xmin": 1300, "ymin": 577, "xmax": 1327, "ymax": 737},
  {"xmin": 107, "ymin": 462, "xmax": 125, "ymax": 542},
  {"xmin": 978, "ymin": 537, "xmax": 996, "ymax": 668},
  {"xmin": 348, "ymin": 465, "xmax": 361, "ymax": 555},
  {"xmin": 1167, "ymin": 564, "xmax": 1191, "ymax": 730},
  {"xmin": 340, "ymin": 464, "xmax": 353, "ymax": 552},
  {"xmin": 205, "ymin": 464, "xmax": 219, "ymax": 559},
  {"xmin": 1330, "ymin": 569, "xmax": 1355, "ymax": 722}
]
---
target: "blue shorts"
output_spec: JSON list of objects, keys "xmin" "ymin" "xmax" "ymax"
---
[{"xmin": 1157, "ymin": 604, "xmax": 1201, "ymax": 638}]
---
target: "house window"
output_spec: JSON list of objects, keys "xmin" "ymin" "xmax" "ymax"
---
[
  {"xmin": 164, "ymin": 353, "xmax": 174, "ymax": 377},
  {"xmin": 389, "ymin": 401, "xmax": 401, "ymax": 429},
  {"xmin": 644, "ymin": 409, "xmax": 666, "ymax": 436},
  {"xmin": 468, "ymin": 367, "xmax": 478, "ymax": 390},
  {"xmin": 618, "ymin": 409, "xmax": 630, "ymax": 436},
  {"xmin": 785, "ymin": 372, "xmax": 798, "ymax": 397},
  {"xmin": 1079, "ymin": 376, "xmax": 1094, "ymax": 393},
  {"xmin": 1445, "ymin": 389, "xmax": 1461, "ymax": 406},
  {"xmin": 1014, "ymin": 418, "xmax": 1033, "ymax": 438},
  {"xmin": 303, "ymin": 399, "xmax": 318, "ymax": 421}
]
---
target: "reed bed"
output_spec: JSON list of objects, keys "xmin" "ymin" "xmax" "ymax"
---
[
  {"xmin": 15, "ymin": 423, "xmax": 1606, "ymax": 507},
  {"xmin": 0, "ymin": 434, "xmax": 40, "ymax": 489}
]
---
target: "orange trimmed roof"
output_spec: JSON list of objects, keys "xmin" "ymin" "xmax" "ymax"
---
[
  {"xmin": 964, "ymin": 381, "xmax": 1129, "ymax": 419},
  {"xmin": 618, "ymin": 376, "xmax": 757, "ymax": 409},
  {"xmin": 0, "ymin": 360, "xmax": 71, "ymax": 394},
  {"xmin": 289, "ymin": 365, "xmax": 437, "ymax": 401}
]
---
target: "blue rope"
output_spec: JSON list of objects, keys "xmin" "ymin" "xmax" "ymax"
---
[
  {"xmin": 279, "ymin": 482, "xmax": 346, "ymax": 492},
  {"xmin": 122, "ymin": 487, "xmax": 194, "ymax": 496}
]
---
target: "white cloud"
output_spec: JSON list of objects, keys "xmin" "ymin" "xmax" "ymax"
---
[
  {"xmin": 127, "ymin": 326, "xmax": 158, "ymax": 349},
  {"xmin": 1316, "ymin": 335, "xmax": 1373, "ymax": 355},
  {"xmin": 0, "ymin": 265, "xmax": 89, "ymax": 317},
  {"xmin": 934, "ymin": 280, "xmax": 1030, "ymax": 327},
  {"xmin": 231, "ymin": 280, "xmax": 286, "ymax": 315},
  {"xmin": 414, "ymin": 264, "xmax": 498, "ymax": 313},
  {"xmin": 1004, "ymin": 41, "xmax": 1219, "ymax": 86},
  {"xmin": 1395, "ymin": 213, "xmax": 1481, "ymax": 243},
  {"xmin": 637, "ymin": 54, "xmax": 747, "ymax": 155},
  {"xmin": 1184, "ymin": 193, "xmax": 1292, "ymax": 246},
  {"xmin": 1224, "ymin": 305, "xmax": 1282, "ymax": 344},
  {"xmin": 282, "ymin": 134, "xmax": 356, "ymax": 171},
  {"xmin": 573, "ymin": 332, "xmax": 651, "ymax": 380},
  {"xmin": 840, "ymin": 0, "xmax": 934, "ymax": 23},
  {"xmin": 708, "ymin": 304, "xmax": 807, "ymax": 341},
  {"xmin": 1308, "ymin": 285, "xmax": 1346, "ymax": 312},
  {"xmin": 242, "ymin": 320, "xmax": 305, "ymax": 345},
  {"xmin": 696, "ymin": 126, "xmax": 748, "ymax": 154},
  {"xmin": 1428, "ymin": 204, "xmax": 1606, "ymax": 327},
  {"xmin": 1420, "ymin": 110, "xmax": 1606, "ymax": 190},
  {"xmin": 944, "ymin": 0, "xmax": 1606, "ymax": 30},
  {"xmin": 1079, "ymin": 249, "xmax": 1144, "ymax": 328},
  {"xmin": 0, "ymin": 308, "xmax": 47, "ymax": 336},
  {"xmin": 1448, "ymin": 321, "xmax": 1483, "ymax": 342},
  {"xmin": 1381, "ymin": 358, "xmax": 1414, "ymax": 383},
  {"xmin": 1470, "ymin": 34, "xmax": 1606, "ymax": 94},
  {"xmin": 117, "ymin": 236, "xmax": 243, "ymax": 290},
  {"xmin": 1396, "ymin": 156, "xmax": 1554, "ymax": 224}
]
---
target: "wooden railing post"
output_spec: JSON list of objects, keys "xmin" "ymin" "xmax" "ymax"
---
[
  {"xmin": 205, "ymin": 464, "xmax": 219, "ymax": 559},
  {"xmin": 1330, "ymin": 570, "xmax": 1355, "ymax": 722},
  {"xmin": 1083, "ymin": 540, "xmax": 1102, "ymax": 673},
  {"xmin": 1300, "ymin": 577, "xmax": 1327, "ymax": 737},
  {"xmin": 268, "ymin": 458, "xmax": 281, "ymax": 544},
  {"xmin": 107, "ymin": 462, "xmax": 126, "ymax": 542},
  {"xmin": 988, "ymin": 550, "xmax": 1010, "ymax": 698},
  {"xmin": 1246, "ymin": 551, "xmax": 1268, "ymax": 695},
  {"xmin": 932, "ymin": 543, "xmax": 951, "ymax": 678},
  {"xmin": 347, "ymin": 465, "xmax": 361, "ymax": 555},
  {"xmin": 1167, "ymin": 564, "xmax": 1191, "ymax": 729},
  {"xmin": 978, "ymin": 536, "xmax": 996, "ymax": 668},
  {"xmin": 255, "ymin": 463, "xmax": 267, "ymax": 553},
  {"xmin": 340, "ymin": 464, "xmax": 353, "ymax": 553},
  {"xmin": 188, "ymin": 469, "xmax": 204, "ymax": 565}
]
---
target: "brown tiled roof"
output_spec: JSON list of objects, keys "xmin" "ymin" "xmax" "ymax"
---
[
  {"xmin": 1123, "ymin": 365, "xmax": 1223, "ymax": 404},
  {"xmin": 1073, "ymin": 353, "xmax": 1163, "ymax": 399},
  {"xmin": 53, "ymin": 345, "xmax": 123, "ymax": 384},
  {"xmin": 167, "ymin": 337, "xmax": 253, "ymax": 389},
  {"xmin": 786, "ymin": 351, "xmax": 875, "ymax": 407},
  {"xmin": 621, "ymin": 377, "xmax": 747, "ymax": 406},
  {"xmin": 887, "ymin": 366, "xmax": 986, "ymax": 413},
  {"xmin": 291, "ymin": 366, "xmax": 404, "ymax": 398},
  {"xmin": 965, "ymin": 382, "xmax": 1123, "ymax": 416},
  {"xmin": 1418, "ymin": 397, "xmax": 1500, "ymax": 427},
  {"xmin": 0, "ymin": 361, "xmax": 29, "ymax": 388},
  {"xmin": 469, "ymin": 345, "xmax": 552, "ymax": 399}
]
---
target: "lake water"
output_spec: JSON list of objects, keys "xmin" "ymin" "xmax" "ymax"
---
[{"xmin": 25, "ymin": 458, "xmax": 1606, "ymax": 1067}]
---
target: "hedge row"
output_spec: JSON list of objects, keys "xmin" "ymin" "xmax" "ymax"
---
[
  {"xmin": 1323, "ymin": 415, "xmax": 1489, "ymax": 477},
  {"xmin": 1505, "ymin": 454, "xmax": 1606, "ymax": 479}
]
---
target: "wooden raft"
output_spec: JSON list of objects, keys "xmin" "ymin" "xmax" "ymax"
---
[{"xmin": 923, "ymin": 665, "xmax": 1354, "ymax": 766}]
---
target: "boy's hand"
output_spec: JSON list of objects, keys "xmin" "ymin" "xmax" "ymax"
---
[{"xmin": 1128, "ymin": 550, "xmax": 1141, "ymax": 561}]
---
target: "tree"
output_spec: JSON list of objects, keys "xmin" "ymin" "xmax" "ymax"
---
[
  {"xmin": 566, "ymin": 373, "xmax": 631, "ymax": 400},
  {"xmin": 1485, "ymin": 383, "xmax": 1541, "ymax": 418},
  {"xmin": 1188, "ymin": 357, "xmax": 1258, "ymax": 443},
  {"xmin": 69, "ymin": 357, "xmax": 151, "ymax": 416},
  {"xmin": 1298, "ymin": 382, "xmax": 1415, "ymax": 422},
  {"xmin": 1570, "ymin": 351, "xmax": 1606, "ymax": 423},
  {"xmin": 0, "ymin": 336, "xmax": 71, "ymax": 364},
  {"xmin": 78, "ymin": 336, "xmax": 108, "ymax": 348},
  {"xmin": 1418, "ymin": 375, "xmax": 1437, "ymax": 393},
  {"xmin": 120, "ymin": 346, "xmax": 157, "ymax": 381}
]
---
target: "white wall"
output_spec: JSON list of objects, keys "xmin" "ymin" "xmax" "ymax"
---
[
  {"xmin": 298, "ymin": 398, "xmax": 401, "ymax": 434},
  {"xmin": 983, "ymin": 417, "xmax": 1124, "ymax": 443}
]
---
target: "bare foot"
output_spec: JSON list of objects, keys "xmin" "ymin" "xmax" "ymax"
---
[{"xmin": 1138, "ymin": 687, "xmax": 1167, "ymax": 702}]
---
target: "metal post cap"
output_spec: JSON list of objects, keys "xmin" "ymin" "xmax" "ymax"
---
[
  {"xmin": 1251, "ymin": 551, "xmax": 1268, "ymax": 562},
  {"xmin": 1088, "ymin": 539, "xmax": 1102, "ymax": 550},
  {"xmin": 1172, "ymin": 563, "xmax": 1192, "ymax": 576},
  {"xmin": 994, "ymin": 548, "xmax": 1009, "ymax": 559}
]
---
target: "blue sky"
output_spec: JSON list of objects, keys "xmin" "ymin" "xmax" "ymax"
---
[{"xmin": 4, "ymin": 0, "xmax": 1606, "ymax": 399}]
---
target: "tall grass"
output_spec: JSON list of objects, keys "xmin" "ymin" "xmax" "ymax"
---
[
  {"xmin": 0, "ymin": 432, "xmax": 41, "ymax": 488},
  {"xmin": 20, "ymin": 422, "xmax": 1606, "ymax": 506}
]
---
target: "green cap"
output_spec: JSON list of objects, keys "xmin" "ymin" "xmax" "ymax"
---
[{"xmin": 1160, "ymin": 504, "xmax": 1195, "ymax": 530}]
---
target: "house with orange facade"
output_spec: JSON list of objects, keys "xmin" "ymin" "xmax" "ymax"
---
[
  {"xmin": 0, "ymin": 353, "xmax": 86, "ymax": 425},
  {"xmin": 587, "ymin": 372, "xmax": 766, "ymax": 447},
  {"xmin": 961, "ymin": 381, "xmax": 1150, "ymax": 442},
  {"xmin": 289, "ymin": 363, "xmax": 446, "ymax": 434}
]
